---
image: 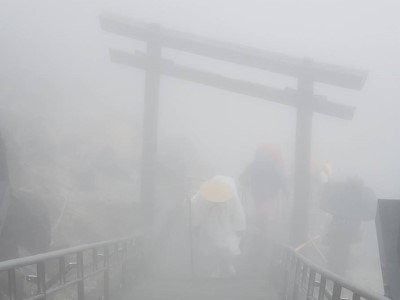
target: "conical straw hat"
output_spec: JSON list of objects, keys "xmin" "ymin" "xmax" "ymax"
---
[{"xmin": 199, "ymin": 179, "xmax": 233, "ymax": 203}]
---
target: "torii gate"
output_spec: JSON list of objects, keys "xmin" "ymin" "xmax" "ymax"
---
[{"xmin": 99, "ymin": 14, "xmax": 367, "ymax": 245}]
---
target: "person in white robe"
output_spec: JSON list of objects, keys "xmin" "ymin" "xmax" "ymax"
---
[{"xmin": 190, "ymin": 175, "xmax": 246, "ymax": 277}]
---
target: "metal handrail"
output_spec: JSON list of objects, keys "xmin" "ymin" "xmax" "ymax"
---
[
  {"xmin": 0, "ymin": 235, "xmax": 142, "ymax": 300},
  {"xmin": 273, "ymin": 243, "xmax": 389, "ymax": 300},
  {"xmin": 1, "ymin": 216, "xmax": 389, "ymax": 300}
]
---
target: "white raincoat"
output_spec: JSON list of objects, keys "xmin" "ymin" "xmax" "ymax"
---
[{"xmin": 190, "ymin": 176, "xmax": 246, "ymax": 257}]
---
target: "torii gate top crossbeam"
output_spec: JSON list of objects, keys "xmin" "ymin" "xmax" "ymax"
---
[
  {"xmin": 108, "ymin": 49, "xmax": 355, "ymax": 120},
  {"xmin": 100, "ymin": 14, "xmax": 368, "ymax": 90}
]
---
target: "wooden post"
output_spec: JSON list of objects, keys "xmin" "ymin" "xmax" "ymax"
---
[
  {"xmin": 140, "ymin": 25, "xmax": 161, "ymax": 234},
  {"xmin": 291, "ymin": 59, "xmax": 314, "ymax": 246}
]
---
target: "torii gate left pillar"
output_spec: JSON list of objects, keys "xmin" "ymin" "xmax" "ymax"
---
[
  {"xmin": 140, "ymin": 25, "xmax": 161, "ymax": 234},
  {"xmin": 292, "ymin": 59, "xmax": 314, "ymax": 245}
]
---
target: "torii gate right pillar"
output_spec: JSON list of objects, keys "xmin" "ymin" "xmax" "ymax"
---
[{"xmin": 291, "ymin": 60, "xmax": 314, "ymax": 246}]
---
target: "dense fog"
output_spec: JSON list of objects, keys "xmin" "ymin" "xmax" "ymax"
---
[
  {"xmin": 2, "ymin": 1, "xmax": 399, "ymax": 196},
  {"xmin": 1, "ymin": 0, "xmax": 399, "ymax": 297}
]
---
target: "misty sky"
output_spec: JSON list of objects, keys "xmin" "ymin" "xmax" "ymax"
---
[{"xmin": 1, "ymin": 0, "xmax": 400, "ymax": 198}]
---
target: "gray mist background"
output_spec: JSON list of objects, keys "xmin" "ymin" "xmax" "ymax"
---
[
  {"xmin": 2, "ymin": 0, "xmax": 399, "ymax": 198},
  {"xmin": 1, "ymin": 1, "xmax": 399, "ymax": 292}
]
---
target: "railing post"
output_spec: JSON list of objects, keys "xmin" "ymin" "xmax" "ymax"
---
[
  {"xmin": 77, "ymin": 252, "xmax": 85, "ymax": 300},
  {"xmin": 352, "ymin": 293, "xmax": 361, "ymax": 300},
  {"xmin": 59, "ymin": 257, "xmax": 66, "ymax": 285},
  {"xmin": 187, "ymin": 195, "xmax": 195, "ymax": 279},
  {"xmin": 37, "ymin": 261, "xmax": 46, "ymax": 300},
  {"xmin": 103, "ymin": 246, "xmax": 110, "ymax": 300},
  {"xmin": 281, "ymin": 252, "xmax": 289, "ymax": 299},
  {"xmin": 8, "ymin": 268, "xmax": 17, "ymax": 300},
  {"xmin": 317, "ymin": 275, "xmax": 326, "ymax": 300},
  {"xmin": 92, "ymin": 248, "xmax": 98, "ymax": 272},
  {"xmin": 332, "ymin": 283, "xmax": 342, "ymax": 300},
  {"xmin": 292, "ymin": 259, "xmax": 300, "ymax": 300},
  {"xmin": 301, "ymin": 264, "xmax": 308, "ymax": 288},
  {"xmin": 114, "ymin": 243, "xmax": 119, "ymax": 265},
  {"xmin": 307, "ymin": 270, "xmax": 316, "ymax": 299},
  {"xmin": 121, "ymin": 241, "xmax": 127, "ymax": 290}
]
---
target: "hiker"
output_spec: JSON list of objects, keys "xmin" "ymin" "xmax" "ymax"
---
[
  {"xmin": 319, "ymin": 177, "xmax": 376, "ymax": 276},
  {"xmin": 190, "ymin": 176, "xmax": 246, "ymax": 277},
  {"xmin": 309, "ymin": 160, "xmax": 333, "ymax": 236},
  {"xmin": 240, "ymin": 144, "xmax": 287, "ymax": 237}
]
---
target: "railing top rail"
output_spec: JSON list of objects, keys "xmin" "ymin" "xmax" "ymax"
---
[
  {"xmin": 0, "ymin": 234, "xmax": 140, "ymax": 271},
  {"xmin": 283, "ymin": 244, "xmax": 389, "ymax": 300}
]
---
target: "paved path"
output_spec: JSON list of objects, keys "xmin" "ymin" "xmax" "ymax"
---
[
  {"xmin": 123, "ymin": 204, "xmax": 279, "ymax": 300},
  {"xmin": 124, "ymin": 277, "xmax": 279, "ymax": 300}
]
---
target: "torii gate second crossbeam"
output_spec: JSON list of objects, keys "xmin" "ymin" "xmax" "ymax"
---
[{"xmin": 99, "ymin": 14, "xmax": 368, "ymax": 246}]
